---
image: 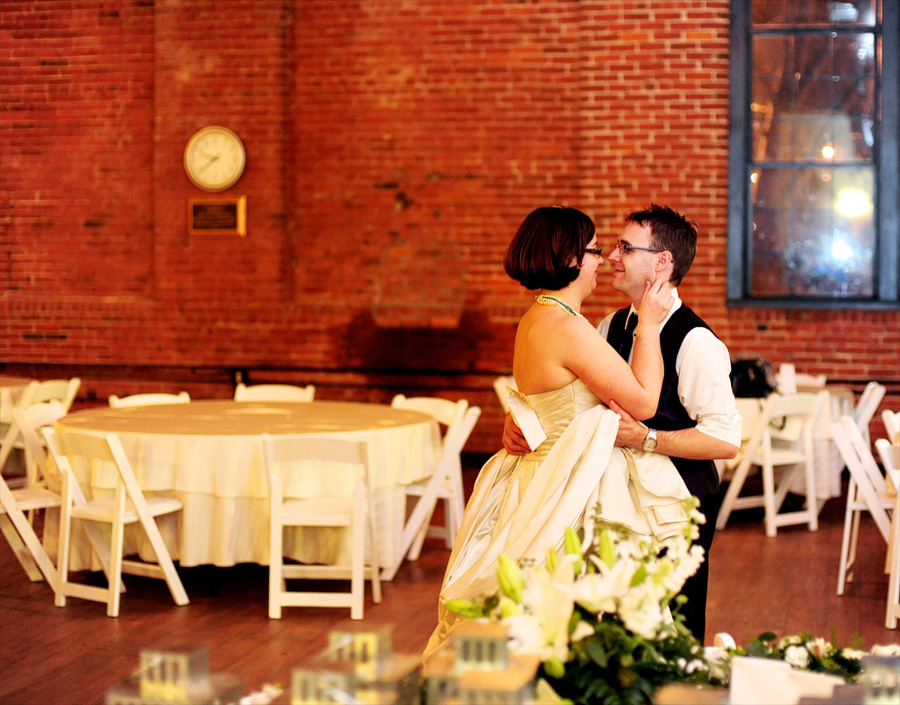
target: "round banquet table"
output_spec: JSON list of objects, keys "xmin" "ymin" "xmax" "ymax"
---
[{"xmin": 49, "ymin": 400, "xmax": 441, "ymax": 576}]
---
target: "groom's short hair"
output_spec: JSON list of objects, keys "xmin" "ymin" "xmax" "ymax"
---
[
  {"xmin": 625, "ymin": 204, "xmax": 698, "ymax": 286},
  {"xmin": 504, "ymin": 206, "xmax": 596, "ymax": 291}
]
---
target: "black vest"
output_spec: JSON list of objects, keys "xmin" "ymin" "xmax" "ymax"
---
[{"xmin": 606, "ymin": 305, "xmax": 720, "ymax": 497}]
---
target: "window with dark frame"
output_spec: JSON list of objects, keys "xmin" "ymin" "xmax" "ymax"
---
[{"xmin": 727, "ymin": 0, "xmax": 898, "ymax": 309}]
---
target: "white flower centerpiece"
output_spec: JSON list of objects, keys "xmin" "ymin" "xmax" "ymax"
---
[
  {"xmin": 445, "ymin": 500, "xmax": 898, "ymax": 705},
  {"xmin": 447, "ymin": 500, "xmax": 715, "ymax": 705}
]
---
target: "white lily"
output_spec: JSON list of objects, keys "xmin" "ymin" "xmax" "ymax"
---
[
  {"xmin": 572, "ymin": 558, "xmax": 637, "ymax": 614},
  {"xmin": 504, "ymin": 555, "xmax": 578, "ymax": 662},
  {"xmin": 618, "ymin": 582, "xmax": 668, "ymax": 639}
]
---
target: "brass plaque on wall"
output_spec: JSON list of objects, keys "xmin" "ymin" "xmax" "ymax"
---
[{"xmin": 188, "ymin": 195, "xmax": 246, "ymax": 237}]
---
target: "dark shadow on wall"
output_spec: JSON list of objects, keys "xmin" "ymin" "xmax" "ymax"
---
[{"xmin": 342, "ymin": 308, "xmax": 497, "ymax": 373}]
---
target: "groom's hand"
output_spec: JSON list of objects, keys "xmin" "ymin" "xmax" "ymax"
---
[
  {"xmin": 502, "ymin": 413, "xmax": 531, "ymax": 455},
  {"xmin": 608, "ymin": 399, "xmax": 648, "ymax": 449}
]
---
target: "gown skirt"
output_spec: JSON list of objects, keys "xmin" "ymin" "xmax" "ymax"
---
[{"xmin": 422, "ymin": 379, "xmax": 693, "ymax": 666}]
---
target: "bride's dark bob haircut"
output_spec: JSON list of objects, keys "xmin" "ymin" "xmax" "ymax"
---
[{"xmin": 504, "ymin": 206, "xmax": 596, "ymax": 291}]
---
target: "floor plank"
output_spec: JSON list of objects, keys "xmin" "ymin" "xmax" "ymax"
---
[{"xmin": 1, "ymin": 463, "xmax": 897, "ymax": 704}]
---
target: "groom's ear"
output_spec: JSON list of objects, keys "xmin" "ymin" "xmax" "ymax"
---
[{"xmin": 656, "ymin": 250, "xmax": 675, "ymax": 282}]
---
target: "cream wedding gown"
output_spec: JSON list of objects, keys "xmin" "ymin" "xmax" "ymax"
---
[{"xmin": 422, "ymin": 379, "xmax": 692, "ymax": 665}]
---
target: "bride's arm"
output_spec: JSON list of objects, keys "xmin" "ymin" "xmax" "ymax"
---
[
  {"xmin": 568, "ymin": 278, "xmax": 671, "ymax": 420},
  {"xmin": 625, "ymin": 276, "xmax": 673, "ymax": 416}
]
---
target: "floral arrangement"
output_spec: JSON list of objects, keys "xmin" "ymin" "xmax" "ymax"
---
[
  {"xmin": 447, "ymin": 500, "xmax": 715, "ymax": 705},
  {"xmin": 725, "ymin": 631, "xmax": 900, "ymax": 683},
  {"xmin": 445, "ymin": 501, "xmax": 898, "ymax": 705}
]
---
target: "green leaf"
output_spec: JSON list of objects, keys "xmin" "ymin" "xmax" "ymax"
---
[
  {"xmin": 568, "ymin": 610, "xmax": 582, "ymax": 636},
  {"xmin": 584, "ymin": 637, "xmax": 610, "ymax": 668},
  {"xmin": 630, "ymin": 565, "xmax": 647, "ymax": 587}
]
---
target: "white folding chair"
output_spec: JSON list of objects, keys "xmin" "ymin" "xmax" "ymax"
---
[
  {"xmin": 876, "ymin": 438, "xmax": 899, "ymax": 489},
  {"xmin": 20, "ymin": 377, "xmax": 81, "ymax": 413},
  {"xmin": 776, "ymin": 363, "xmax": 825, "ymax": 396},
  {"xmin": 44, "ymin": 427, "xmax": 188, "ymax": 617},
  {"xmin": 795, "ymin": 373, "xmax": 827, "ymax": 392},
  {"xmin": 108, "ymin": 392, "xmax": 191, "ymax": 408},
  {"xmin": 234, "ymin": 383, "xmax": 315, "ymax": 402},
  {"xmin": 881, "ymin": 409, "xmax": 899, "ymax": 445},
  {"xmin": 854, "ymin": 382, "xmax": 886, "ymax": 443},
  {"xmin": 385, "ymin": 395, "xmax": 481, "ymax": 580},
  {"xmin": 875, "ymin": 437, "xmax": 900, "ymax": 628},
  {"xmin": 775, "ymin": 363, "xmax": 798, "ymax": 395},
  {"xmin": 261, "ymin": 434, "xmax": 380, "ymax": 620},
  {"xmin": 10, "ymin": 401, "xmax": 67, "ymax": 491},
  {"xmin": 831, "ymin": 416, "xmax": 894, "ymax": 597},
  {"xmin": 0, "ymin": 401, "xmax": 67, "ymax": 591},
  {"xmin": 717, "ymin": 391, "xmax": 827, "ymax": 537},
  {"xmin": 1, "ymin": 377, "xmax": 80, "ymax": 479},
  {"xmin": 492, "ymin": 375, "xmax": 517, "ymax": 414}
]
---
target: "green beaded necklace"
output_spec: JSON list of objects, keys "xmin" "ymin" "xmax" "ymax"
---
[{"xmin": 534, "ymin": 294, "xmax": 588, "ymax": 321}]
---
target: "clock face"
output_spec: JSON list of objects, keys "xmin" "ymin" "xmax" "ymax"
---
[{"xmin": 183, "ymin": 126, "xmax": 246, "ymax": 192}]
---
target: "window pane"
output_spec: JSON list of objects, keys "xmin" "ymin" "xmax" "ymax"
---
[
  {"xmin": 752, "ymin": 0, "xmax": 876, "ymax": 27},
  {"xmin": 752, "ymin": 33, "xmax": 876, "ymax": 163},
  {"xmin": 730, "ymin": 0, "xmax": 894, "ymax": 307},
  {"xmin": 750, "ymin": 166, "xmax": 875, "ymax": 297}
]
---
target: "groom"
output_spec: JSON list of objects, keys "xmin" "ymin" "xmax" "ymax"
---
[{"xmin": 503, "ymin": 203, "xmax": 741, "ymax": 642}]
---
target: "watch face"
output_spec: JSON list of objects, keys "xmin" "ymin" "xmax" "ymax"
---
[{"xmin": 184, "ymin": 126, "xmax": 246, "ymax": 192}]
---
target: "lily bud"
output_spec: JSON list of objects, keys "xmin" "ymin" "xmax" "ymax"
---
[
  {"xmin": 563, "ymin": 527, "xmax": 583, "ymax": 573},
  {"xmin": 543, "ymin": 656, "xmax": 566, "ymax": 680},
  {"xmin": 546, "ymin": 547, "xmax": 559, "ymax": 573},
  {"xmin": 598, "ymin": 528, "xmax": 615, "ymax": 568},
  {"xmin": 497, "ymin": 554, "xmax": 525, "ymax": 602},
  {"xmin": 498, "ymin": 595, "xmax": 522, "ymax": 618},
  {"xmin": 446, "ymin": 598, "xmax": 484, "ymax": 618}
]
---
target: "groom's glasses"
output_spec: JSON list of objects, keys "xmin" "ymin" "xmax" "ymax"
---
[
  {"xmin": 584, "ymin": 247, "xmax": 603, "ymax": 256},
  {"xmin": 615, "ymin": 241, "xmax": 664, "ymax": 255}
]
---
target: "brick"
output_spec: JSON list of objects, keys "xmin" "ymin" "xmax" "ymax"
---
[{"xmin": 2, "ymin": 0, "xmax": 898, "ymax": 452}]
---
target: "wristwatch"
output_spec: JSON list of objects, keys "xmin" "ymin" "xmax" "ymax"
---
[{"xmin": 642, "ymin": 428, "xmax": 658, "ymax": 452}]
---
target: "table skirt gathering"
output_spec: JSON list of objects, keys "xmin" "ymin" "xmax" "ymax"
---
[{"xmin": 44, "ymin": 400, "xmax": 442, "ymax": 577}]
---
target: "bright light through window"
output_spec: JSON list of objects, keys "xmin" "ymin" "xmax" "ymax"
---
[
  {"xmin": 836, "ymin": 188, "xmax": 872, "ymax": 218},
  {"xmin": 831, "ymin": 238, "xmax": 853, "ymax": 261}
]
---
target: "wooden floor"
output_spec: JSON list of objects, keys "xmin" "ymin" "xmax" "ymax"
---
[{"xmin": 1, "ymin": 462, "xmax": 898, "ymax": 705}]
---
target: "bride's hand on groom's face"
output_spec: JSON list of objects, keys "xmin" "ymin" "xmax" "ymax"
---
[{"xmin": 638, "ymin": 275, "xmax": 674, "ymax": 326}]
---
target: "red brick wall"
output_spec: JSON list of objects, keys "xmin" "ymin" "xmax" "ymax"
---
[{"xmin": 2, "ymin": 0, "xmax": 898, "ymax": 452}]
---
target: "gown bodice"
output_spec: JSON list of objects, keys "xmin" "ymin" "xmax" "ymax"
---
[{"xmin": 520, "ymin": 379, "xmax": 601, "ymax": 462}]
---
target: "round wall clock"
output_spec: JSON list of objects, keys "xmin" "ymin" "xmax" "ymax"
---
[{"xmin": 183, "ymin": 126, "xmax": 246, "ymax": 192}]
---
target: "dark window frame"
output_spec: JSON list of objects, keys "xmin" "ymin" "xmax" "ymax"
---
[{"xmin": 727, "ymin": 0, "xmax": 899, "ymax": 310}]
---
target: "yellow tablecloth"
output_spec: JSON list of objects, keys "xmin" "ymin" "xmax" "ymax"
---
[{"xmin": 49, "ymin": 400, "xmax": 442, "ymax": 576}]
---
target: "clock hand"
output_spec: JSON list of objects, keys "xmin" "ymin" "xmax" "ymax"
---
[{"xmin": 196, "ymin": 155, "xmax": 220, "ymax": 174}]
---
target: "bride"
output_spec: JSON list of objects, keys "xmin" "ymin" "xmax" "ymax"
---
[{"xmin": 422, "ymin": 205, "xmax": 693, "ymax": 665}]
